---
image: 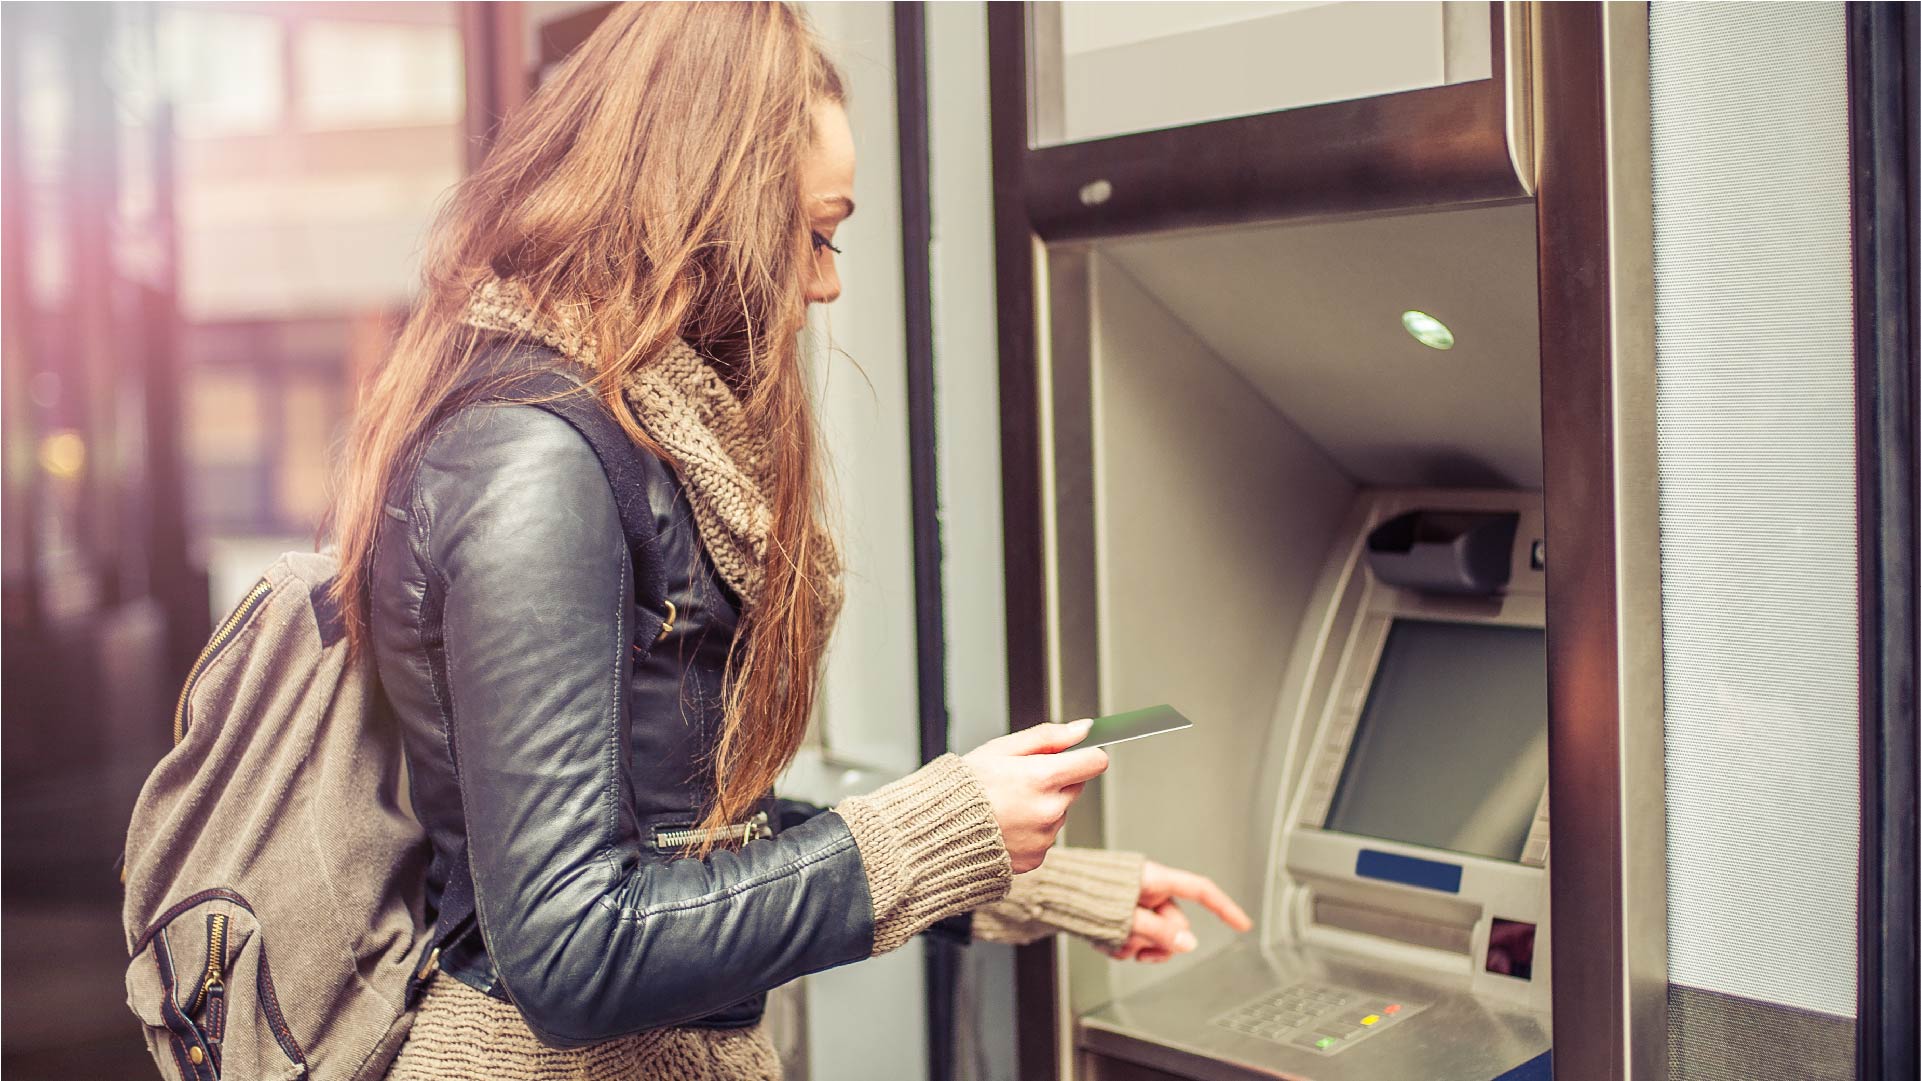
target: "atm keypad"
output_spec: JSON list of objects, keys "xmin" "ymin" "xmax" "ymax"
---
[{"xmin": 1210, "ymin": 982, "xmax": 1426, "ymax": 1054}]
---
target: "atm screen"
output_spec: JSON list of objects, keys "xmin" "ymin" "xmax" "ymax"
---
[{"xmin": 1325, "ymin": 619, "xmax": 1549, "ymax": 862}]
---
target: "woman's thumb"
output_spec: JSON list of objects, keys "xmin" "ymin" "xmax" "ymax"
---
[
  {"xmin": 1128, "ymin": 905, "xmax": 1199, "ymax": 954},
  {"xmin": 1007, "ymin": 718, "xmax": 1094, "ymax": 755}
]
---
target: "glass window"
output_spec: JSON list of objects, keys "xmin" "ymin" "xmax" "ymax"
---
[
  {"xmin": 157, "ymin": 9, "xmax": 284, "ymax": 136},
  {"xmin": 1032, "ymin": 1, "xmax": 1492, "ymax": 147},
  {"xmin": 296, "ymin": 20, "xmax": 464, "ymax": 130}
]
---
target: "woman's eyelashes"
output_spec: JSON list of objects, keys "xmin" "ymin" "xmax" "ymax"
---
[{"xmin": 811, "ymin": 230, "xmax": 841, "ymax": 255}]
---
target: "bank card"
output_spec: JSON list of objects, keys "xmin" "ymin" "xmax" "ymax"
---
[{"xmin": 1080, "ymin": 704, "xmax": 1194, "ymax": 749}]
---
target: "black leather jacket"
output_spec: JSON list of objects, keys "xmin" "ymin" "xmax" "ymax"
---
[{"xmin": 368, "ymin": 378, "xmax": 879, "ymax": 1047}]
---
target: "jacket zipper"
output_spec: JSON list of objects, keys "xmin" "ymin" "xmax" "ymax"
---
[
  {"xmin": 172, "ymin": 579, "xmax": 273, "ymax": 744},
  {"xmin": 185, "ymin": 911, "xmax": 228, "ymax": 1016},
  {"xmin": 653, "ymin": 810, "xmax": 771, "ymax": 851}
]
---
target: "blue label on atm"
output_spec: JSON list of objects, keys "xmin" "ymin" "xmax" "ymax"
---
[
  {"xmin": 1355, "ymin": 849, "xmax": 1463, "ymax": 893},
  {"xmin": 1493, "ymin": 1050, "xmax": 1552, "ymax": 1081}
]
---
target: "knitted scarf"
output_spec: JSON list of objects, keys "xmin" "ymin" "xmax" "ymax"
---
[{"xmin": 460, "ymin": 277, "xmax": 842, "ymax": 621}]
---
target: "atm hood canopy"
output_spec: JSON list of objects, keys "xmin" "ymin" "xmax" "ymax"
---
[{"xmin": 1097, "ymin": 200, "xmax": 1542, "ymax": 489}]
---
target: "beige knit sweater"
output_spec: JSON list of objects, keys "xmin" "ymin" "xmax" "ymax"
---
[{"xmin": 385, "ymin": 756, "xmax": 1142, "ymax": 1081}]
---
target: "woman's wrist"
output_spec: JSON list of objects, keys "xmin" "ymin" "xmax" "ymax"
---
[
  {"xmin": 970, "ymin": 845, "xmax": 1145, "ymax": 949},
  {"xmin": 833, "ymin": 754, "xmax": 1012, "ymax": 955}
]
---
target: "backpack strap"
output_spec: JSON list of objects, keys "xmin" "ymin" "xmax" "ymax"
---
[
  {"xmin": 406, "ymin": 846, "xmax": 478, "ymax": 1008},
  {"xmin": 404, "ymin": 347, "xmax": 672, "ymax": 1007},
  {"xmin": 481, "ymin": 362, "xmax": 672, "ymax": 646}
]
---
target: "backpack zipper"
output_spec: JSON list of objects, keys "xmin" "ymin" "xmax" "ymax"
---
[
  {"xmin": 185, "ymin": 911, "xmax": 229, "ymax": 1015},
  {"xmin": 653, "ymin": 810, "xmax": 771, "ymax": 851},
  {"xmin": 172, "ymin": 579, "xmax": 273, "ymax": 744}
]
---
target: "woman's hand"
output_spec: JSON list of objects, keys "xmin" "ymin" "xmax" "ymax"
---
[
  {"xmin": 1103, "ymin": 860, "xmax": 1254, "ymax": 963},
  {"xmin": 962, "ymin": 720, "xmax": 1109, "ymax": 873}
]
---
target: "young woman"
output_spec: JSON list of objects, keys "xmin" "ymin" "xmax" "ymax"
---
[{"xmin": 328, "ymin": 5, "xmax": 1251, "ymax": 1078}]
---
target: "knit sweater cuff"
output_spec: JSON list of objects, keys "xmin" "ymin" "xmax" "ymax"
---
[
  {"xmin": 834, "ymin": 754, "xmax": 1012, "ymax": 956},
  {"xmin": 970, "ymin": 846, "xmax": 1145, "ymax": 950}
]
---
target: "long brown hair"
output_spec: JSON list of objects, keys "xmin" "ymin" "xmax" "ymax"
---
[{"xmin": 328, "ymin": 2, "xmax": 846, "ymax": 844}]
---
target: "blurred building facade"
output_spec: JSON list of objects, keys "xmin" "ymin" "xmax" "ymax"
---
[
  {"xmin": 1, "ymin": 4, "xmax": 472, "ymax": 1075},
  {"xmin": 1, "ymin": 5, "xmax": 1000, "ymax": 1080}
]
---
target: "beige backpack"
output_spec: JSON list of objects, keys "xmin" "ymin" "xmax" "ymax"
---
[
  {"xmin": 120, "ymin": 363, "xmax": 670, "ymax": 1081},
  {"xmin": 121, "ymin": 552, "xmax": 441, "ymax": 1081}
]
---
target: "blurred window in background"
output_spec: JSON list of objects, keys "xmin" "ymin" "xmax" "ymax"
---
[
  {"xmin": 157, "ymin": 9, "xmax": 285, "ymax": 137},
  {"xmin": 160, "ymin": 2, "xmax": 465, "ymax": 611},
  {"xmin": 297, "ymin": 19, "xmax": 465, "ymax": 130}
]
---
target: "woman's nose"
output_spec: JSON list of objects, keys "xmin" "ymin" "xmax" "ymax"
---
[{"xmin": 807, "ymin": 272, "xmax": 841, "ymax": 305}]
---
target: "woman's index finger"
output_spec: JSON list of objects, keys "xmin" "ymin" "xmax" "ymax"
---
[{"xmin": 1169, "ymin": 869, "xmax": 1253, "ymax": 931}]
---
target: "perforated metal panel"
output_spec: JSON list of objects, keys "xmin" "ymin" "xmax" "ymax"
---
[{"xmin": 1648, "ymin": 0, "xmax": 1859, "ymax": 1070}]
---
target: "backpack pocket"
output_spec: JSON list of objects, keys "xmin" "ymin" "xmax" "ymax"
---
[{"xmin": 127, "ymin": 890, "xmax": 307, "ymax": 1081}]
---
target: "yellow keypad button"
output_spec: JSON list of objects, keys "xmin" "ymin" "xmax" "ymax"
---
[{"xmin": 1361, "ymin": 1014, "xmax": 1381, "ymax": 1026}]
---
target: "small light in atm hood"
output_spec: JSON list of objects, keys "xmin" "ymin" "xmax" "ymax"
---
[{"xmin": 1401, "ymin": 310, "xmax": 1455, "ymax": 350}]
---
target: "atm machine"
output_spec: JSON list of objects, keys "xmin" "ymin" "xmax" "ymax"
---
[
  {"xmin": 984, "ymin": 5, "xmax": 1897, "ymax": 1081},
  {"xmin": 1078, "ymin": 493, "xmax": 1551, "ymax": 1081}
]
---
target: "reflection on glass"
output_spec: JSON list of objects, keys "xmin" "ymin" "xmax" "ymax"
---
[{"xmin": 1034, "ymin": 1, "xmax": 1493, "ymax": 147}]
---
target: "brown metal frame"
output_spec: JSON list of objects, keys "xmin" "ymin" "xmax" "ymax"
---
[
  {"xmin": 986, "ymin": 10, "xmax": 1060, "ymax": 1077},
  {"xmin": 459, "ymin": 1, "xmax": 530, "ymax": 172},
  {"xmin": 1534, "ymin": 5, "xmax": 1642, "ymax": 1080},
  {"xmin": 1021, "ymin": 80, "xmax": 1524, "ymax": 242},
  {"xmin": 985, "ymin": 4, "xmax": 1555, "ymax": 1078},
  {"xmin": 1008, "ymin": 6, "xmax": 1528, "ymax": 243}
]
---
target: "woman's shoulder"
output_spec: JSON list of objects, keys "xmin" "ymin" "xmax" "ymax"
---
[
  {"xmin": 424, "ymin": 399, "xmax": 605, "ymax": 481},
  {"xmin": 412, "ymin": 403, "xmax": 627, "ymax": 556},
  {"xmin": 417, "ymin": 359, "xmax": 669, "ymax": 500}
]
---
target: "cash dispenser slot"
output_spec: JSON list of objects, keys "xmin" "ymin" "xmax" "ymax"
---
[{"xmin": 1310, "ymin": 891, "xmax": 1476, "ymax": 958}]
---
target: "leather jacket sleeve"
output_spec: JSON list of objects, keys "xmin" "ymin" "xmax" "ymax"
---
[
  {"xmin": 766, "ymin": 795, "xmax": 974, "ymax": 945},
  {"xmin": 397, "ymin": 404, "xmax": 876, "ymax": 1047}
]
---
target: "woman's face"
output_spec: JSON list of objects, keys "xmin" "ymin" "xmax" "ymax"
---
[{"xmin": 799, "ymin": 101, "xmax": 856, "ymax": 306}]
